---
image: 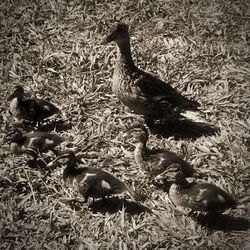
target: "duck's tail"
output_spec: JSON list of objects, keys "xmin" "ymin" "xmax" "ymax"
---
[{"xmin": 181, "ymin": 110, "xmax": 208, "ymax": 123}]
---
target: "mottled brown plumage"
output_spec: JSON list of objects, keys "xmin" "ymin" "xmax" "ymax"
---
[
  {"xmin": 8, "ymin": 85, "xmax": 60, "ymax": 126},
  {"xmin": 168, "ymin": 171, "xmax": 236, "ymax": 213},
  {"xmin": 131, "ymin": 125, "xmax": 194, "ymax": 178},
  {"xmin": 102, "ymin": 23, "xmax": 200, "ymax": 122},
  {"xmin": 48, "ymin": 151, "xmax": 143, "ymax": 202},
  {"xmin": 6, "ymin": 130, "xmax": 63, "ymax": 165}
]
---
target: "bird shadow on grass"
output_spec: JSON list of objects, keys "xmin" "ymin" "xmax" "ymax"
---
[
  {"xmin": 38, "ymin": 119, "xmax": 73, "ymax": 132},
  {"xmin": 147, "ymin": 119, "xmax": 219, "ymax": 140},
  {"xmin": 88, "ymin": 197, "xmax": 152, "ymax": 215},
  {"xmin": 190, "ymin": 212, "xmax": 250, "ymax": 231}
]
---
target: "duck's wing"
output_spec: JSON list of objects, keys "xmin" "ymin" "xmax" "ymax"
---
[
  {"xmin": 148, "ymin": 149, "xmax": 194, "ymax": 176},
  {"xmin": 36, "ymin": 99, "xmax": 61, "ymax": 118},
  {"xmin": 25, "ymin": 132, "xmax": 63, "ymax": 152},
  {"xmin": 23, "ymin": 134, "xmax": 41, "ymax": 150},
  {"xmin": 181, "ymin": 184, "xmax": 209, "ymax": 211},
  {"xmin": 21, "ymin": 99, "xmax": 40, "ymax": 120},
  {"xmin": 78, "ymin": 168, "xmax": 127, "ymax": 194},
  {"xmin": 143, "ymin": 150, "xmax": 170, "ymax": 175},
  {"xmin": 190, "ymin": 184, "xmax": 236, "ymax": 210},
  {"xmin": 137, "ymin": 70, "xmax": 200, "ymax": 111},
  {"xmin": 96, "ymin": 169, "xmax": 128, "ymax": 193}
]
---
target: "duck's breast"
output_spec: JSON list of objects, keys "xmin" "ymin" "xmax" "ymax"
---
[
  {"xmin": 9, "ymin": 98, "xmax": 20, "ymax": 116},
  {"xmin": 112, "ymin": 68, "xmax": 153, "ymax": 115}
]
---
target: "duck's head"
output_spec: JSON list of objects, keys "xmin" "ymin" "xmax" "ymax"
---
[
  {"xmin": 5, "ymin": 130, "xmax": 24, "ymax": 143},
  {"xmin": 154, "ymin": 163, "xmax": 184, "ymax": 182},
  {"xmin": 8, "ymin": 85, "xmax": 25, "ymax": 101},
  {"xmin": 47, "ymin": 150, "xmax": 77, "ymax": 168},
  {"xmin": 165, "ymin": 168, "xmax": 185, "ymax": 185},
  {"xmin": 101, "ymin": 23, "xmax": 129, "ymax": 45},
  {"xmin": 129, "ymin": 124, "xmax": 149, "ymax": 144}
]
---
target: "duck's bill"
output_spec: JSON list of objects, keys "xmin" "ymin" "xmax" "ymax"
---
[
  {"xmin": 100, "ymin": 34, "xmax": 113, "ymax": 45},
  {"xmin": 47, "ymin": 152, "xmax": 69, "ymax": 167},
  {"xmin": 7, "ymin": 92, "xmax": 16, "ymax": 101}
]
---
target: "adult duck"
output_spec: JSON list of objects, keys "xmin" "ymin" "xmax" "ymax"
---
[{"xmin": 102, "ymin": 23, "xmax": 200, "ymax": 125}]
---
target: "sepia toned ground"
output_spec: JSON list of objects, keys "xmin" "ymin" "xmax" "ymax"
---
[{"xmin": 0, "ymin": 0, "xmax": 249, "ymax": 249}]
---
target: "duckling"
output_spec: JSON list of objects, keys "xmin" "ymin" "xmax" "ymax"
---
[
  {"xmin": 48, "ymin": 150, "xmax": 143, "ymax": 203},
  {"xmin": 167, "ymin": 170, "xmax": 236, "ymax": 213},
  {"xmin": 8, "ymin": 85, "xmax": 61, "ymax": 127},
  {"xmin": 131, "ymin": 124, "xmax": 195, "ymax": 179},
  {"xmin": 6, "ymin": 130, "xmax": 63, "ymax": 166},
  {"xmin": 102, "ymin": 23, "xmax": 200, "ymax": 125}
]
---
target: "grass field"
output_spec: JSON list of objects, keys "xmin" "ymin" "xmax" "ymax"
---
[{"xmin": 0, "ymin": 0, "xmax": 249, "ymax": 249}]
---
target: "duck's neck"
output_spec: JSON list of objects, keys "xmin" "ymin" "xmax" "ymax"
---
[
  {"xmin": 169, "ymin": 184, "xmax": 183, "ymax": 197},
  {"xmin": 134, "ymin": 140, "xmax": 148, "ymax": 172},
  {"xmin": 116, "ymin": 38, "xmax": 134, "ymax": 65},
  {"xmin": 63, "ymin": 162, "xmax": 76, "ymax": 180},
  {"xmin": 181, "ymin": 179, "xmax": 192, "ymax": 189},
  {"xmin": 9, "ymin": 96, "xmax": 22, "ymax": 113}
]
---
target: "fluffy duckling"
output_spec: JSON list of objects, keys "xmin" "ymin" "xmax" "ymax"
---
[
  {"xmin": 6, "ymin": 130, "xmax": 63, "ymax": 165},
  {"xmin": 48, "ymin": 150, "xmax": 143, "ymax": 203},
  {"xmin": 8, "ymin": 85, "xmax": 61, "ymax": 126},
  {"xmin": 102, "ymin": 23, "xmax": 200, "ymax": 124},
  {"xmin": 131, "ymin": 125, "xmax": 195, "ymax": 179},
  {"xmin": 167, "ymin": 170, "xmax": 236, "ymax": 213}
]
